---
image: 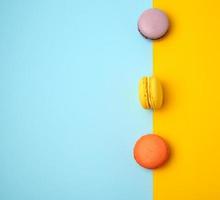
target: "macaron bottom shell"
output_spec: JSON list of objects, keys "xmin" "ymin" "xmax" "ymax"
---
[{"xmin": 139, "ymin": 77, "xmax": 150, "ymax": 109}]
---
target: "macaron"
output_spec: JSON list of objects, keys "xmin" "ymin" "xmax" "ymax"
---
[
  {"xmin": 133, "ymin": 134, "xmax": 169, "ymax": 169},
  {"xmin": 138, "ymin": 8, "xmax": 169, "ymax": 40},
  {"xmin": 139, "ymin": 76, "xmax": 163, "ymax": 110}
]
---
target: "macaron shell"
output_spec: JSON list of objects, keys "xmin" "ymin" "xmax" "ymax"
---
[
  {"xmin": 139, "ymin": 77, "xmax": 150, "ymax": 109},
  {"xmin": 133, "ymin": 134, "xmax": 169, "ymax": 169},
  {"xmin": 149, "ymin": 76, "xmax": 163, "ymax": 109},
  {"xmin": 138, "ymin": 8, "xmax": 169, "ymax": 39}
]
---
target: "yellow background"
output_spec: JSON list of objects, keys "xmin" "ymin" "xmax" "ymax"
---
[{"xmin": 153, "ymin": 0, "xmax": 220, "ymax": 199}]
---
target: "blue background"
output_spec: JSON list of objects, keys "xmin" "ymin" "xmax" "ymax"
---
[{"xmin": 0, "ymin": 0, "xmax": 152, "ymax": 199}]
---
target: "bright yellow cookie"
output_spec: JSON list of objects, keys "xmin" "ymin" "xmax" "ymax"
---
[{"xmin": 138, "ymin": 76, "xmax": 163, "ymax": 109}]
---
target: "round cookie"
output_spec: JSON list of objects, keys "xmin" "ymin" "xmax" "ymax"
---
[
  {"xmin": 138, "ymin": 8, "xmax": 169, "ymax": 39},
  {"xmin": 133, "ymin": 134, "xmax": 169, "ymax": 169}
]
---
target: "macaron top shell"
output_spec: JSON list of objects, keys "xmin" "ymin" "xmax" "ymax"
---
[
  {"xmin": 148, "ymin": 76, "xmax": 163, "ymax": 109},
  {"xmin": 133, "ymin": 134, "xmax": 169, "ymax": 169},
  {"xmin": 138, "ymin": 8, "xmax": 169, "ymax": 39}
]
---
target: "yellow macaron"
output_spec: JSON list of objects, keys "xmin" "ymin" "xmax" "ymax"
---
[{"xmin": 139, "ymin": 76, "xmax": 163, "ymax": 109}]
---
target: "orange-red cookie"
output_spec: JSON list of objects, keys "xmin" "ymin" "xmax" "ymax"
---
[{"xmin": 133, "ymin": 134, "xmax": 169, "ymax": 169}]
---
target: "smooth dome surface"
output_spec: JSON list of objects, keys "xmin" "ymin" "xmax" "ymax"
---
[
  {"xmin": 134, "ymin": 134, "xmax": 169, "ymax": 169},
  {"xmin": 138, "ymin": 8, "xmax": 169, "ymax": 39}
]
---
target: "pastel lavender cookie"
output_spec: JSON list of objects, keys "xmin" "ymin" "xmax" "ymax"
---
[{"xmin": 138, "ymin": 8, "xmax": 169, "ymax": 40}]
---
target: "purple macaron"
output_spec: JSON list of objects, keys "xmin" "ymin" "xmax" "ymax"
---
[{"xmin": 138, "ymin": 8, "xmax": 169, "ymax": 40}]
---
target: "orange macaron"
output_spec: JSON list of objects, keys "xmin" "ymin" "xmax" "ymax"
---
[{"xmin": 133, "ymin": 134, "xmax": 169, "ymax": 169}]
